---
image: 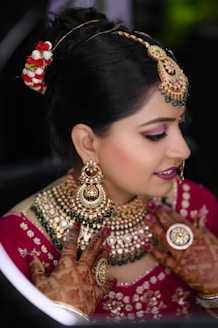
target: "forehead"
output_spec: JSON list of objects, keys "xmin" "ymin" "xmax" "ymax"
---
[
  {"xmin": 119, "ymin": 89, "xmax": 185, "ymax": 127},
  {"xmin": 138, "ymin": 89, "xmax": 185, "ymax": 118}
]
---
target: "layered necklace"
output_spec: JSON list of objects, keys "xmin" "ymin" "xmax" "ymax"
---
[{"xmin": 31, "ymin": 169, "xmax": 156, "ymax": 266}]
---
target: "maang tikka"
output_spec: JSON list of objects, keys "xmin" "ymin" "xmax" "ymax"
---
[
  {"xmin": 69, "ymin": 160, "xmax": 114, "ymax": 249},
  {"xmin": 113, "ymin": 30, "xmax": 189, "ymax": 107}
]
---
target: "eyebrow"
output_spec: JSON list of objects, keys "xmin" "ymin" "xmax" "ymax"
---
[
  {"xmin": 139, "ymin": 109, "xmax": 186, "ymax": 127},
  {"xmin": 139, "ymin": 117, "xmax": 176, "ymax": 127}
]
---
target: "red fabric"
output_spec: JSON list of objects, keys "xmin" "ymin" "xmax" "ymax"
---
[{"xmin": 0, "ymin": 178, "xmax": 217, "ymax": 321}]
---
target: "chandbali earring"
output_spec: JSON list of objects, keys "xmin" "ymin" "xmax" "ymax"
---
[
  {"xmin": 179, "ymin": 159, "xmax": 185, "ymax": 183},
  {"xmin": 69, "ymin": 160, "xmax": 114, "ymax": 250}
]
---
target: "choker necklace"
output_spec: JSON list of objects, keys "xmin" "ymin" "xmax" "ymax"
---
[{"xmin": 31, "ymin": 170, "xmax": 156, "ymax": 266}]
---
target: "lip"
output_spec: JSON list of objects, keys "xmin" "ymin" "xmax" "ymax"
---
[{"xmin": 154, "ymin": 167, "xmax": 178, "ymax": 180}]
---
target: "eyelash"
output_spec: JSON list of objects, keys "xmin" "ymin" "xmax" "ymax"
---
[
  {"xmin": 144, "ymin": 132, "xmax": 167, "ymax": 142},
  {"xmin": 142, "ymin": 118, "xmax": 188, "ymax": 142}
]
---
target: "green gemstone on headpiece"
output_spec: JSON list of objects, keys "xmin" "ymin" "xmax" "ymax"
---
[
  {"xmin": 173, "ymin": 100, "xmax": 179, "ymax": 106},
  {"xmin": 165, "ymin": 96, "xmax": 171, "ymax": 103}
]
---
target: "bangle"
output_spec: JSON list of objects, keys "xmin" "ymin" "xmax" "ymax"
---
[
  {"xmin": 196, "ymin": 293, "xmax": 218, "ymax": 309},
  {"xmin": 53, "ymin": 300, "xmax": 89, "ymax": 322}
]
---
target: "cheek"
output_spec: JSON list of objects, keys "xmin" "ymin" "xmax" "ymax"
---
[{"xmin": 101, "ymin": 140, "xmax": 145, "ymax": 171}]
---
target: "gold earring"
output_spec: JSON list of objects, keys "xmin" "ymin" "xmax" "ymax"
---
[
  {"xmin": 179, "ymin": 159, "xmax": 185, "ymax": 183},
  {"xmin": 69, "ymin": 160, "xmax": 114, "ymax": 230}
]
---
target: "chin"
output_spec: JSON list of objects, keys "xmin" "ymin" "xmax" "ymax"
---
[{"xmin": 149, "ymin": 179, "xmax": 174, "ymax": 198}]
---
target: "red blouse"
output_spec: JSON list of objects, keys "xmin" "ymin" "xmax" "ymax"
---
[{"xmin": 0, "ymin": 178, "xmax": 217, "ymax": 322}]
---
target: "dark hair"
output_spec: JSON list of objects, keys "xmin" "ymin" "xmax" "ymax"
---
[{"xmin": 41, "ymin": 7, "xmax": 180, "ymax": 166}]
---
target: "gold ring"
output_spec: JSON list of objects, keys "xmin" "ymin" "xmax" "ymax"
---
[
  {"xmin": 95, "ymin": 258, "xmax": 108, "ymax": 286},
  {"xmin": 166, "ymin": 223, "xmax": 193, "ymax": 250}
]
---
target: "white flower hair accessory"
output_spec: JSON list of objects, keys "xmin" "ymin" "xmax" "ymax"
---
[{"xmin": 22, "ymin": 41, "xmax": 53, "ymax": 94}]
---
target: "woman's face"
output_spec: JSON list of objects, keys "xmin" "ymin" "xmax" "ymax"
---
[{"xmin": 95, "ymin": 89, "xmax": 191, "ymax": 204}]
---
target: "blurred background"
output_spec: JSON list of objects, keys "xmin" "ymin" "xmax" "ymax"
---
[{"xmin": 1, "ymin": 0, "xmax": 218, "ymax": 216}]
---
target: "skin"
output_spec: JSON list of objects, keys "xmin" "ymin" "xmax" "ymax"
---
[
  {"xmin": 69, "ymin": 87, "xmax": 192, "ymax": 285},
  {"xmin": 21, "ymin": 86, "xmax": 218, "ymax": 312},
  {"xmin": 73, "ymin": 87, "xmax": 191, "ymax": 205}
]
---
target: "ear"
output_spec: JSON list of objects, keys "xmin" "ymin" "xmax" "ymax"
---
[{"xmin": 71, "ymin": 124, "xmax": 98, "ymax": 164}]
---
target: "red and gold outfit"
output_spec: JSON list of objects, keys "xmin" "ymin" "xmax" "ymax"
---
[{"xmin": 0, "ymin": 177, "xmax": 217, "ymax": 322}]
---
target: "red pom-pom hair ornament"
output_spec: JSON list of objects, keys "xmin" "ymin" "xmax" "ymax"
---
[{"xmin": 22, "ymin": 41, "xmax": 53, "ymax": 94}]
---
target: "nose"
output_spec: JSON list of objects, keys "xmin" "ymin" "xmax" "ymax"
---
[{"xmin": 167, "ymin": 130, "xmax": 191, "ymax": 160}]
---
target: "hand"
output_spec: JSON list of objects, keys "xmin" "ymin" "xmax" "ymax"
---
[
  {"xmin": 27, "ymin": 223, "xmax": 116, "ymax": 315},
  {"xmin": 145, "ymin": 204, "xmax": 218, "ymax": 295}
]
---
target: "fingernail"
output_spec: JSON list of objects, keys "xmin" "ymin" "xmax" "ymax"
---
[
  {"xmin": 147, "ymin": 200, "xmax": 156, "ymax": 210},
  {"xmin": 26, "ymin": 254, "xmax": 34, "ymax": 263},
  {"xmin": 144, "ymin": 242, "xmax": 153, "ymax": 251},
  {"xmin": 105, "ymin": 245, "xmax": 112, "ymax": 252},
  {"xmin": 74, "ymin": 222, "xmax": 81, "ymax": 229},
  {"xmin": 145, "ymin": 213, "xmax": 154, "ymax": 222},
  {"xmin": 102, "ymin": 226, "xmax": 111, "ymax": 236}
]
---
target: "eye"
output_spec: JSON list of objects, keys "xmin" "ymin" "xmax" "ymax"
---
[{"xmin": 142, "ymin": 131, "xmax": 167, "ymax": 142}]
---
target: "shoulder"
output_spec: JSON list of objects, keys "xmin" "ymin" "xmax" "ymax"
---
[
  {"xmin": 1, "ymin": 175, "xmax": 66, "ymax": 226},
  {"xmin": 10, "ymin": 193, "xmax": 36, "ymax": 214}
]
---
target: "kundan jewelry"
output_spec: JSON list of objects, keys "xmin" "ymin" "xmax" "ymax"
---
[
  {"xmin": 94, "ymin": 258, "xmax": 108, "ymax": 286},
  {"xmin": 113, "ymin": 31, "xmax": 189, "ymax": 107},
  {"xmin": 31, "ymin": 161, "xmax": 156, "ymax": 266},
  {"xmin": 166, "ymin": 223, "xmax": 194, "ymax": 250}
]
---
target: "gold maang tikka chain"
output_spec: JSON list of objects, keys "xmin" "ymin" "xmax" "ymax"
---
[
  {"xmin": 31, "ymin": 160, "xmax": 156, "ymax": 265},
  {"xmin": 113, "ymin": 30, "xmax": 189, "ymax": 107}
]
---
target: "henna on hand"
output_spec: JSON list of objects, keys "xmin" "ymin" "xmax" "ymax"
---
[
  {"xmin": 27, "ymin": 222, "xmax": 116, "ymax": 316},
  {"xmin": 145, "ymin": 204, "xmax": 218, "ymax": 295}
]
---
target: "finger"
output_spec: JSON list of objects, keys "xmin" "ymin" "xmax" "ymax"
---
[
  {"xmin": 80, "ymin": 227, "xmax": 111, "ymax": 266},
  {"xmin": 94, "ymin": 245, "xmax": 111, "ymax": 264},
  {"xmin": 27, "ymin": 254, "xmax": 47, "ymax": 284},
  {"xmin": 145, "ymin": 212, "xmax": 166, "ymax": 240},
  {"xmin": 149, "ymin": 246, "xmax": 177, "ymax": 270},
  {"xmin": 60, "ymin": 222, "xmax": 81, "ymax": 260},
  {"xmin": 203, "ymin": 227, "xmax": 218, "ymax": 243},
  {"xmin": 154, "ymin": 206, "xmax": 183, "ymax": 230},
  {"xmin": 101, "ymin": 277, "xmax": 117, "ymax": 295}
]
